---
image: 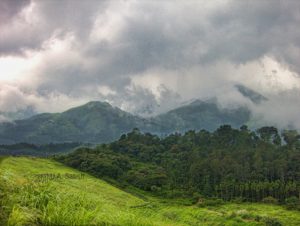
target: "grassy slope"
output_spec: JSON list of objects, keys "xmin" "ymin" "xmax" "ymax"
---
[{"xmin": 0, "ymin": 157, "xmax": 299, "ymax": 226}]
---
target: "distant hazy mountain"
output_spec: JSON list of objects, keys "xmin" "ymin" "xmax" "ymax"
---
[
  {"xmin": 0, "ymin": 99, "xmax": 252, "ymax": 144},
  {"xmin": 0, "ymin": 102, "xmax": 154, "ymax": 144},
  {"xmin": 152, "ymin": 99, "xmax": 250, "ymax": 133}
]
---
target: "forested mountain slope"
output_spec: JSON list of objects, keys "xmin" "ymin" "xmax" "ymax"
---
[{"xmin": 57, "ymin": 126, "xmax": 300, "ymax": 204}]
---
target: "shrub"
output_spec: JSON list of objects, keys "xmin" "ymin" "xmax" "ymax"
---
[
  {"xmin": 262, "ymin": 196, "xmax": 278, "ymax": 204},
  {"xmin": 231, "ymin": 197, "xmax": 246, "ymax": 203},
  {"xmin": 254, "ymin": 215, "xmax": 262, "ymax": 222},
  {"xmin": 150, "ymin": 185, "xmax": 161, "ymax": 192},
  {"xmin": 285, "ymin": 196, "xmax": 300, "ymax": 210},
  {"xmin": 191, "ymin": 192, "xmax": 203, "ymax": 204},
  {"xmin": 163, "ymin": 211, "xmax": 179, "ymax": 221},
  {"xmin": 164, "ymin": 189, "xmax": 186, "ymax": 198},
  {"xmin": 262, "ymin": 216, "xmax": 282, "ymax": 226},
  {"xmin": 197, "ymin": 198, "xmax": 224, "ymax": 207}
]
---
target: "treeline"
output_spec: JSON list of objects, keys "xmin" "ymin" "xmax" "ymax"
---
[
  {"xmin": 55, "ymin": 125, "xmax": 300, "ymax": 205},
  {"xmin": 0, "ymin": 142, "xmax": 87, "ymax": 156}
]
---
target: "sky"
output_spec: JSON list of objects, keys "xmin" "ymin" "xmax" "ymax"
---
[{"xmin": 0, "ymin": 0, "xmax": 300, "ymax": 129}]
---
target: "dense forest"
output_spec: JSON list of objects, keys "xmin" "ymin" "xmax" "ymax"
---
[{"xmin": 56, "ymin": 125, "xmax": 300, "ymax": 208}]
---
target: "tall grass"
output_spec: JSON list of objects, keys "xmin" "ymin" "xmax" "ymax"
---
[{"xmin": 1, "ymin": 157, "xmax": 299, "ymax": 226}]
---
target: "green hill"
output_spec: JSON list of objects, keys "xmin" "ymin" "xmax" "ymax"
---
[
  {"xmin": 0, "ymin": 100, "xmax": 251, "ymax": 145},
  {"xmin": 152, "ymin": 99, "xmax": 250, "ymax": 133},
  {"xmin": 0, "ymin": 101, "xmax": 154, "ymax": 144},
  {"xmin": 0, "ymin": 85, "xmax": 270, "ymax": 145},
  {"xmin": 1, "ymin": 157, "xmax": 299, "ymax": 225}
]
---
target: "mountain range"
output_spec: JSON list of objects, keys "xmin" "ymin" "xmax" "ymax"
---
[{"xmin": 0, "ymin": 85, "xmax": 266, "ymax": 144}]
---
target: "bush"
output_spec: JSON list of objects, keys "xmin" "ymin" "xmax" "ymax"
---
[
  {"xmin": 191, "ymin": 192, "xmax": 203, "ymax": 204},
  {"xmin": 231, "ymin": 197, "xmax": 246, "ymax": 203},
  {"xmin": 262, "ymin": 196, "xmax": 278, "ymax": 204},
  {"xmin": 197, "ymin": 198, "xmax": 224, "ymax": 207},
  {"xmin": 285, "ymin": 196, "xmax": 300, "ymax": 210},
  {"xmin": 163, "ymin": 189, "xmax": 185, "ymax": 199},
  {"xmin": 235, "ymin": 209, "xmax": 251, "ymax": 219},
  {"xmin": 254, "ymin": 215, "xmax": 262, "ymax": 222},
  {"xmin": 227, "ymin": 210, "xmax": 260, "ymax": 222},
  {"xmin": 150, "ymin": 185, "xmax": 161, "ymax": 192},
  {"xmin": 163, "ymin": 211, "xmax": 179, "ymax": 221},
  {"xmin": 262, "ymin": 216, "xmax": 282, "ymax": 226}
]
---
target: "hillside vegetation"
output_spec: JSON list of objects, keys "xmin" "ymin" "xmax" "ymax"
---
[
  {"xmin": 0, "ymin": 142, "xmax": 86, "ymax": 156},
  {"xmin": 1, "ymin": 157, "xmax": 300, "ymax": 225},
  {"xmin": 57, "ymin": 126, "xmax": 300, "ymax": 204}
]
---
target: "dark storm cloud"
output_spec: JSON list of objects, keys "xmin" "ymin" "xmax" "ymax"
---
[
  {"xmin": 206, "ymin": 0, "xmax": 300, "ymax": 70},
  {"xmin": 33, "ymin": 0, "xmax": 108, "ymax": 40},
  {"xmin": 0, "ymin": 0, "xmax": 107, "ymax": 55},
  {"xmin": 0, "ymin": 0, "xmax": 31, "ymax": 54},
  {"xmin": 2, "ymin": 0, "xmax": 299, "ymax": 71},
  {"xmin": 0, "ymin": 0, "xmax": 30, "ymax": 24},
  {"xmin": 1, "ymin": 0, "xmax": 300, "ymax": 128},
  {"xmin": 80, "ymin": 0, "xmax": 300, "ymax": 79}
]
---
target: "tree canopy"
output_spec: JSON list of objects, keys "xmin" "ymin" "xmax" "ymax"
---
[{"xmin": 56, "ymin": 125, "xmax": 300, "ymax": 204}]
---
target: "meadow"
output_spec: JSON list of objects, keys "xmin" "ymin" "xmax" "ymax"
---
[{"xmin": 1, "ymin": 156, "xmax": 300, "ymax": 226}]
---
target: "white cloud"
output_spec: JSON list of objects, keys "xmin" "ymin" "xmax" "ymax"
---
[{"xmin": 0, "ymin": 0, "xmax": 300, "ymax": 129}]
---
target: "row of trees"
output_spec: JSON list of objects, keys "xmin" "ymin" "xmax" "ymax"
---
[
  {"xmin": 56, "ymin": 125, "xmax": 300, "ymax": 203},
  {"xmin": 0, "ymin": 142, "xmax": 84, "ymax": 156},
  {"xmin": 215, "ymin": 181, "xmax": 299, "ymax": 201}
]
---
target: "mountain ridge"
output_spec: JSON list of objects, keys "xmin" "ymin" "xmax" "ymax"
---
[
  {"xmin": 0, "ymin": 97, "xmax": 252, "ymax": 144},
  {"xmin": 0, "ymin": 84, "xmax": 267, "ymax": 144},
  {"xmin": 0, "ymin": 100, "xmax": 154, "ymax": 144}
]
